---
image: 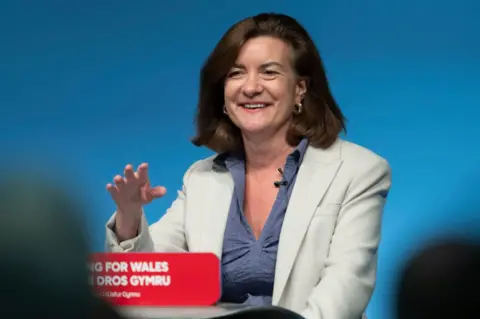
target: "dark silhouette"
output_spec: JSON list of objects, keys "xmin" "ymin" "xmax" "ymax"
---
[
  {"xmin": 0, "ymin": 176, "xmax": 123, "ymax": 319},
  {"xmin": 396, "ymin": 238, "xmax": 480, "ymax": 319}
]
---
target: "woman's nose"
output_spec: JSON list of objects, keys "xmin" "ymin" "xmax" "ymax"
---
[{"xmin": 241, "ymin": 74, "xmax": 263, "ymax": 97}]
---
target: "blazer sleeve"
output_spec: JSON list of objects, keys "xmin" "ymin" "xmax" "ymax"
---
[
  {"xmin": 104, "ymin": 160, "xmax": 200, "ymax": 253},
  {"xmin": 300, "ymin": 157, "xmax": 392, "ymax": 319}
]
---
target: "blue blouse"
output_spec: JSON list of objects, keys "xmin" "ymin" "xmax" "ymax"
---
[{"xmin": 218, "ymin": 138, "xmax": 308, "ymax": 306}]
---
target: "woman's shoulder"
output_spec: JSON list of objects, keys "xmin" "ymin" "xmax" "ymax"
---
[
  {"xmin": 335, "ymin": 139, "xmax": 391, "ymax": 181},
  {"xmin": 338, "ymin": 138, "xmax": 388, "ymax": 165},
  {"xmin": 308, "ymin": 138, "xmax": 388, "ymax": 165},
  {"xmin": 307, "ymin": 138, "xmax": 390, "ymax": 179},
  {"xmin": 182, "ymin": 153, "xmax": 225, "ymax": 176},
  {"xmin": 178, "ymin": 154, "xmax": 231, "ymax": 187}
]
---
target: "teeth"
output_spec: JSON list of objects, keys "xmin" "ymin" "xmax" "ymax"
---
[{"xmin": 243, "ymin": 104, "xmax": 266, "ymax": 109}]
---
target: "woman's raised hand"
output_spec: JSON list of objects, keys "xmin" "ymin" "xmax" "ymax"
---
[{"xmin": 106, "ymin": 163, "xmax": 166, "ymax": 240}]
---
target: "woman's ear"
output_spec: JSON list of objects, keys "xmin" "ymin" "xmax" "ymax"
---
[{"xmin": 295, "ymin": 79, "xmax": 307, "ymax": 104}]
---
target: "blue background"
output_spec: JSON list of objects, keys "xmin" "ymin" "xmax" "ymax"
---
[{"xmin": 2, "ymin": 1, "xmax": 479, "ymax": 318}]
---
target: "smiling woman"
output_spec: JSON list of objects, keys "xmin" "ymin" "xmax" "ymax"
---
[
  {"xmin": 224, "ymin": 36, "xmax": 306, "ymax": 140},
  {"xmin": 192, "ymin": 14, "xmax": 345, "ymax": 154},
  {"xmin": 105, "ymin": 12, "xmax": 392, "ymax": 319}
]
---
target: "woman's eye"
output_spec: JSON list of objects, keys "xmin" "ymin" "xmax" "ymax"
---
[
  {"xmin": 263, "ymin": 70, "xmax": 279, "ymax": 76},
  {"xmin": 227, "ymin": 70, "xmax": 242, "ymax": 77}
]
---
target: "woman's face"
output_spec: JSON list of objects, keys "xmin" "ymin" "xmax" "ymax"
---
[{"xmin": 224, "ymin": 36, "xmax": 306, "ymax": 139}]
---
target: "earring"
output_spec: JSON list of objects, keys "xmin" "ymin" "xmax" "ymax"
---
[
  {"xmin": 293, "ymin": 103, "xmax": 303, "ymax": 115},
  {"xmin": 223, "ymin": 105, "xmax": 228, "ymax": 114}
]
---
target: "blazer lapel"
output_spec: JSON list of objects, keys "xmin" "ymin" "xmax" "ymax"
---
[
  {"xmin": 272, "ymin": 143, "xmax": 343, "ymax": 304},
  {"xmin": 199, "ymin": 166, "xmax": 234, "ymax": 258}
]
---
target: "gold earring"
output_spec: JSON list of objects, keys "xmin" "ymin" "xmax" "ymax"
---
[{"xmin": 293, "ymin": 103, "xmax": 303, "ymax": 115}]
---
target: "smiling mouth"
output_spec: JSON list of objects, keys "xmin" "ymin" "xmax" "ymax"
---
[{"xmin": 240, "ymin": 103, "xmax": 270, "ymax": 110}]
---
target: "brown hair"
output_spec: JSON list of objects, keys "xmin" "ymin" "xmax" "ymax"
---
[{"xmin": 191, "ymin": 13, "xmax": 346, "ymax": 154}]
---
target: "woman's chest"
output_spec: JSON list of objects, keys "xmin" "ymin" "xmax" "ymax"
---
[{"xmin": 243, "ymin": 181, "xmax": 279, "ymax": 239}]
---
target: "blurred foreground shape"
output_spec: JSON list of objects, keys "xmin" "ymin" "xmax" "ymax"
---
[
  {"xmin": 0, "ymin": 174, "xmax": 123, "ymax": 318},
  {"xmin": 396, "ymin": 237, "xmax": 480, "ymax": 319}
]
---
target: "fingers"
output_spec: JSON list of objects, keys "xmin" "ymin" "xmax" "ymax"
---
[
  {"xmin": 137, "ymin": 163, "xmax": 149, "ymax": 184},
  {"xmin": 117, "ymin": 163, "xmax": 148, "ymax": 185},
  {"xmin": 106, "ymin": 174, "xmax": 125, "ymax": 194},
  {"xmin": 113, "ymin": 175, "xmax": 125, "ymax": 187},
  {"xmin": 124, "ymin": 164, "xmax": 135, "ymax": 182},
  {"xmin": 150, "ymin": 186, "xmax": 167, "ymax": 198},
  {"xmin": 106, "ymin": 163, "xmax": 148, "ymax": 193},
  {"xmin": 106, "ymin": 183, "xmax": 119, "ymax": 198},
  {"xmin": 107, "ymin": 163, "xmax": 163, "ymax": 204},
  {"xmin": 143, "ymin": 186, "xmax": 166, "ymax": 202}
]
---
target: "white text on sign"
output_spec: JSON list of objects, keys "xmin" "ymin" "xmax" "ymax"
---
[
  {"xmin": 88, "ymin": 261, "xmax": 169, "ymax": 273},
  {"xmin": 91, "ymin": 275, "xmax": 171, "ymax": 287},
  {"xmin": 88, "ymin": 260, "xmax": 171, "ymax": 287}
]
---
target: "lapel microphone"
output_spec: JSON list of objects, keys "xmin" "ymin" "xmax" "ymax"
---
[{"xmin": 274, "ymin": 168, "xmax": 288, "ymax": 188}]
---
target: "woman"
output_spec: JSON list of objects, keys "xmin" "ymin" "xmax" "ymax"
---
[{"xmin": 105, "ymin": 13, "xmax": 392, "ymax": 319}]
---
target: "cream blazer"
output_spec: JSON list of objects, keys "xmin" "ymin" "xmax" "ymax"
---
[{"xmin": 106, "ymin": 138, "xmax": 392, "ymax": 319}]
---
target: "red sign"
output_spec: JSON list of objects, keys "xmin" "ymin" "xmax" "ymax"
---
[{"xmin": 88, "ymin": 253, "xmax": 221, "ymax": 306}]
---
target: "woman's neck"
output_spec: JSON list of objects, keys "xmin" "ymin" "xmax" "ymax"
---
[{"xmin": 242, "ymin": 132, "xmax": 294, "ymax": 172}]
